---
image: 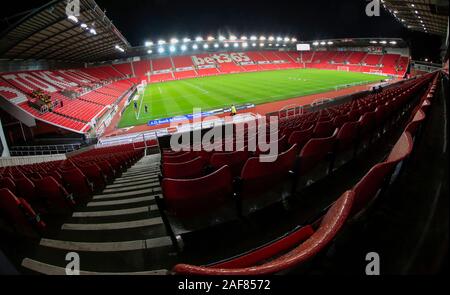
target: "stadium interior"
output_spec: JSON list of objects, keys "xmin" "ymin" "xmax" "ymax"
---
[{"xmin": 0, "ymin": 0, "xmax": 448, "ymax": 278}]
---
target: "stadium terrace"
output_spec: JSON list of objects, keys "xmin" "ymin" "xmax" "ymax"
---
[{"xmin": 0, "ymin": 0, "xmax": 448, "ymax": 283}]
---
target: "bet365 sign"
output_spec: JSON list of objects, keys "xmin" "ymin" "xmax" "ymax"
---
[{"xmin": 192, "ymin": 53, "xmax": 251, "ymax": 66}]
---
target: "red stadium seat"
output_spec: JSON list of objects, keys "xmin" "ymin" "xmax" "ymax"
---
[
  {"xmin": 78, "ymin": 164, "xmax": 107, "ymax": 192},
  {"xmin": 0, "ymin": 177, "xmax": 16, "ymax": 194},
  {"xmin": 34, "ymin": 176, "xmax": 75, "ymax": 214},
  {"xmin": 209, "ymin": 151, "xmax": 250, "ymax": 177},
  {"xmin": 288, "ymin": 125, "xmax": 314, "ymax": 151},
  {"xmin": 0, "ymin": 188, "xmax": 46, "ymax": 236},
  {"xmin": 162, "ymin": 157, "xmax": 206, "ymax": 179},
  {"xmin": 61, "ymin": 168, "xmax": 93, "ymax": 203},
  {"xmin": 161, "ymin": 166, "xmax": 234, "ymax": 218},
  {"xmin": 163, "ymin": 152, "xmax": 197, "ymax": 164},
  {"xmin": 172, "ymin": 190, "xmax": 354, "ymax": 275}
]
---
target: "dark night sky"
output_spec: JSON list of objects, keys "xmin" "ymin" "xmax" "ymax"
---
[{"xmin": 1, "ymin": 0, "xmax": 445, "ymax": 62}]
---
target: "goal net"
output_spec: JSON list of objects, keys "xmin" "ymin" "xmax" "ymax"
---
[
  {"xmin": 337, "ymin": 66, "xmax": 349, "ymax": 72},
  {"xmin": 137, "ymin": 80, "xmax": 147, "ymax": 94}
]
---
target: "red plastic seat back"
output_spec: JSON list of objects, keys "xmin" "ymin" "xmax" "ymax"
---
[
  {"xmin": 288, "ymin": 125, "xmax": 314, "ymax": 150},
  {"xmin": 210, "ymin": 151, "xmax": 250, "ymax": 177},
  {"xmin": 299, "ymin": 133, "xmax": 336, "ymax": 175},
  {"xmin": 15, "ymin": 177, "xmax": 36, "ymax": 202},
  {"xmin": 62, "ymin": 168, "xmax": 92, "ymax": 202},
  {"xmin": 163, "ymin": 152, "xmax": 197, "ymax": 164},
  {"xmin": 162, "ymin": 166, "xmax": 233, "ymax": 217},
  {"xmin": 336, "ymin": 121, "xmax": 360, "ymax": 151},
  {"xmin": 0, "ymin": 177, "xmax": 16, "ymax": 194},
  {"xmin": 36, "ymin": 176, "xmax": 75, "ymax": 209},
  {"xmin": 314, "ymin": 121, "xmax": 336, "ymax": 138},
  {"xmin": 162, "ymin": 157, "xmax": 206, "ymax": 179}
]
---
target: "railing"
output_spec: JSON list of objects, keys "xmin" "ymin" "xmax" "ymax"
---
[
  {"xmin": 0, "ymin": 154, "xmax": 66, "ymax": 167},
  {"xmin": 9, "ymin": 143, "xmax": 82, "ymax": 157}
]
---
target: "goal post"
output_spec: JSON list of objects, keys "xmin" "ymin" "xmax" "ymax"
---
[{"xmin": 337, "ymin": 66, "xmax": 350, "ymax": 72}]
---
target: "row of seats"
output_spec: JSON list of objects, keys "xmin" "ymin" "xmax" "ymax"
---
[
  {"xmin": 171, "ymin": 71, "xmax": 440, "ymax": 275},
  {"xmin": 0, "ymin": 143, "xmax": 144, "ymax": 238},
  {"xmin": 158, "ymin": 74, "xmax": 432, "ymax": 220}
]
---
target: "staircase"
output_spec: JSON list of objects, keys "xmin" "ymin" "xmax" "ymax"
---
[{"xmin": 21, "ymin": 154, "xmax": 178, "ymax": 275}]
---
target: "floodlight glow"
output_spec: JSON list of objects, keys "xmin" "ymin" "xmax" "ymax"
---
[
  {"xmin": 169, "ymin": 46, "xmax": 176, "ymax": 52},
  {"xmin": 268, "ymin": 43, "xmax": 273, "ymax": 47},
  {"xmin": 284, "ymin": 37, "xmax": 290, "ymax": 42},
  {"xmin": 320, "ymin": 41, "xmax": 326, "ymax": 45},
  {"xmin": 292, "ymin": 38, "xmax": 297, "ymax": 42},
  {"xmin": 230, "ymin": 35, "xmax": 237, "ymax": 41},
  {"xmin": 145, "ymin": 41, "xmax": 153, "ymax": 47},
  {"xmin": 89, "ymin": 28, "xmax": 97, "ymax": 35},
  {"xmin": 219, "ymin": 36, "xmax": 226, "ymax": 41},
  {"xmin": 389, "ymin": 41, "xmax": 397, "ymax": 45},
  {"xmin": 268, "ymin": 36, "xmax": 275, "ymax": 41},
  {"xmin": 276, "ymin": 37, "xmax": 283, "ymax": 41},
  {"xmin": 234, "ymin": 43, "xmax": 239, "ymax": 48},
  {"xmin": 192, "ymin": 44, "xmax": 199, "ymax": 49},
  {"xmin": 183, "ymin": 38, "xmax": 191, "ymax": 43},
  {"xmin": 327, "ymin": 41, "xmax": 333, "ymax": 45},
  {"xmin": 260, "ymin": 36, "xmax": 266, "ymax": 41},
  {"xmin": 68, "ymin": 15, "xmax": 78, "ymax": 23},
  {"xmin": 276, "ymin": 43, "xmax": 280, "ymax": 47},
  {"xmin": 380, "ymin": 40, "xmax": 387, "ymax": 44},
  {"xmin": 312, "ymin": 41, "xmax": 319, "ymax": 46},
  {"xmin": 241, "ymin": 36, "xmax": 248, "ymax": 40},
  {"xmin": 224, "ymin": 43, "xmax": 230, "ymax": 48},
  {"xmin": 414, "ymin": 10, "xmax": 419, "ymax": 14},
  {"xmin": 242, "ymin": 42, "xmax": 248, "ymax": 48},
  {"xmin": 80, "ymin": 23, "xmax": 87, "ymax": 28},
  {"xmin": 203, "ymin": 44, "xmax": 209, "ymax": 49},
  {"xmin": 181, "ymin": 45, "xmax": 187, "ymax": 51},
  {"xmin": 250, "ymin": 36, "xmax": 257, "ymax": 41},
  {"xmin": 370, "ymin": 40, "xmax": 378, "ymax": 44},
  {"xmin": 147, "ymin": 50, "xmax": 153, "ymax": 54},
  {"xmin": 207, "ymin": 36, "xmax": 215, "ymax": 41},
  {"xmin": 170, "ymin": 38, "xmax": 179, "ymax": 44},
  {"xmin": 158, "ymin": 40, "xmax": 166, "ymax": 45},
  {"xmin": 259, "ymin": 43, "xmax": 265, "ymax": 47},
  {"xmin": 195, "ymin": 36, "xmax": 203, "ymax": 42},
  {"xmin": 158, "ymin": 47, "xmax": 165, "ymax": 53},
  {"xmin": 252, "ymin": 43, "xmax": 257, "ymax": 47},
  {"xmin": 214, "ymin": 43, "xmax": 219, "ymax": 48},
  {"xmin": 115, "ymin": 45, "xmax": 125, "ymax": 52}
]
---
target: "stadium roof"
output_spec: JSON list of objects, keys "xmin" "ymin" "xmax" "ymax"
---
[
  {"xmin": 381, "ymin": 0, "xmax": 449, "ymax": 36},
  {"xmin": 0, "ymin": 0, "xmax": 130, "ymax": 63}
]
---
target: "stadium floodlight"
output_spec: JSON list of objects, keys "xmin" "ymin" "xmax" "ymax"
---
[
  {"xmin": 192, "ymin": 44, "xmax": 199, "ymax": 50},
  {"xmin": 380, "ymin": 40, "xmax": 387, "ymax": 44},
  {"xmin": 181, "ymin": 45, "xmax": 187, "ymax": 51},
  {"xmin": 203, "ymin": 44, "xmax": 209, "ymax": 49},
  {"xmin": 276, "ymin": 37, "xmax": 283, "ymax": 41},
  {"xmin": 214, "ymin": 43, "xmax": 219, "ymax": 48},
  {"xmin": 252, "ymin": 43, "xmax": 257, "ymax": 47},
  {"xmin": 158, "ymin": 47, "xmax": 165, "ymax": 53},
  {"xmin": 218, "ymin": 35, "xmax": 226, "ymax": 41},
  {"xmin": 115, "ymin": 45, "xmax": 125, "ymax": 52},
  {"xmin": 195, "ymin": 36, "xmax": 203, "ymax": 42},
  {"xmin": 170, "ymin": 38, "xmax": 179, "ymax": 44},
  {"xmin": 234, "ymin": 43, "xmax": 239, "ymax": 48},
  {"xmin": 147, "ymin": 49, "xmax": 153, "ymax": 54},
  {"xmin": 230, "ymin": 35, "xmax": 237, "ymax": 41},
  {"xmin": 259, "ymin": 36, "xmax": 266, "ymax": 41},
  {"xmin": 327, "ymin": 41, "xmax": 333, "ymax": 45},
  {"xmin": 259, "ymin": 43, "xmax": 265, "ymax": 47},
  {"xmin": 207, "ymin": 36, "xmax": 215, "ymax": 41},
  {"xmin": 312, "ymin": 41, "xmax": 319, "ymax": 46},
  {"xmin": 169, "ymin": 46, "xmax": 176, "ymax": 52},
  {"xmin": 268, "ymin": 43, "xmax": 273, "ymax": 47},
  {"xmin": 250, "ymin": 36, "xmax": 257, "ymax": 41},
  {"xmin": 224, "ymin": 43, "xmax": 230, "ymax": 48},
  {"xmin": 68, "ymin": 15, "xmax": 78, "ymax": 23},
  {"xmin": 158, "ymin": 40, "xmax": 166, "ymax": 45},
  {"xmin": 276, "ymin": 43, "xmax": 280, "ymax": 47},
  {"xmin": 241, "ymin": 36, "xmax": 248, "ymax": 40},
  {"xmin": 284, "ymin": 37, "xmax": 290, "ymax": 42},
  {"xmin": 291, "ymin": 38, "xmax": 297, "ymax": 42},
  {"xmin": 414, "ymin": 10, "xmax": 419, "ymax": 14},
  {"xmin": 89, "ymin": 28, "xmax": 97, "ymax": 35},
  {"xmin": 80, "ymin": 23, "xmax": 88, "ymax": 28},
  {"xmin": 320, "ymin": 41, "xmax": 326, "ymax": 45},
  {"xmin": 268, "ymin": 36, "xmax": 275, "ymax": 41},
  {"xmin": 389, "ymin": 41, "xmax": 397, "ymax": 45},
  {"xmin": 242, "ymin": 42, "xmax": 248, "ymax": 48},
  {"xmin": 370, "ymin": 40, "xmax": 378, "ymax": 44},
  {"xmin": 183, "ymin": 37, "xmax": 191, "ymax": 43},
  {"xmin": 145, "ymin": 41, "xmax": 154, "ymax": 47}
]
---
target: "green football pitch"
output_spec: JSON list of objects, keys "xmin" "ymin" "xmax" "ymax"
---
[{"xmin": 118, "ymin": 69, "xmax": 384, "ymax": 128}]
